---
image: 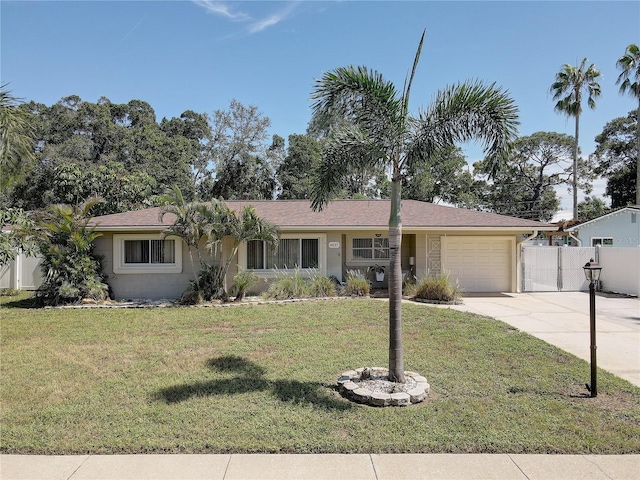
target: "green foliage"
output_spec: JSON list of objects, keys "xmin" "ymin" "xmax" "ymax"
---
[
  {"xmin": 181, "ymin": 263, "xmax": 226, "ymax": 304},
  {"xmin": 12, "ymin": 162, "xmax": 156, "ymax": 215},
  {"xmin": 309, "ymin": 274, "xmax": 337, "ymax": 298},
  {"xmin": 34, "ymin": 199, "xmax": 109, "ymax": 306},
  {"xmin": 473, "ymin": 132, "xmax": 580, "ymax": 221},
  {"xmin": 277, "ymin": 134, "xmax": 322, "ymax": 200},
  {"xmin": 403, "ymin": 145, "xmax": 472, "ymax": 204},
  {"xmin": 263, "ymin": 268, "xmax": 310, "ymax": 300},
  {"xmin": 593, "ymin": 110, "xmax": 637, "ymax": 207},
  {"xmin": 341, "ymin": 270, "xmax": 370, "ymax": 297},
  {"xmin": 0, "ymin": 84, "xmax": 36, "ymax": 190},
  {"xmin": 0, "ymin": 207, "xmax": 37, "ymax": 266},
  {"xmin": 577, "ymin": 196, "xmax": 611, "ymax": 222},
  {"xmin": 6, "ymin": 95, "xmax": 205, "ymax": 210},
  {"xmin": 197, "ymin": 100, "xmax": 276, "ymax": 200},
  {"xmin": 231, "ymin": 270, "xmax": 260, "ymax": 302},
  {"xmin": 616, "ymin": 44, "xmax": 640, "ymax": 99},
  {"xmin": 262, "ymin": 269, "xmax": 338, "ymax": 300},
  {"xmin": 161, "ymin": 188, "xmax": 279, "ymax": 302},
  {"xmin": 413, "ymin": 274, "xmax": 462, "ymax": 303}
]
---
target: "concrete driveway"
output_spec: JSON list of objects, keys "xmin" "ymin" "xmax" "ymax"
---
[{"xmin": 436, "ymin": 292, "xmax": 640, "ymax": 387}]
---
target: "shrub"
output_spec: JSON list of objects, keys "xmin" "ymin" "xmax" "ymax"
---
[
  {"xmin": 232, "ymin": 270, "xmax": 260, "ymax": 302},
  {"xmin": 341, "ymin": 270, "xmax": 370, "ymax": 297},
  {"xmin": 184, "ymin": 264, "xmax": 226, "ymax": 303},
  {"xmin": 413, "ymin": 274, "xmax": 461, "ymax": 303},
  {"xmin": 309, "ymin": 274, "xmax": 337, "ymax": 298},
  {"xmin": 35, "ymin": 200, "xmax": 109, "ymax": 306},
  {"xmin": 263, "ymin": 268, "xmax": 310, "ymax": 300}
]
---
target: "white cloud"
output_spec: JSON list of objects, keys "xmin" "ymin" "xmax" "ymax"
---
[
  {"xmin": 248, "ymin": 2, "xmax": 298, "ymax": 33},
  {"xmin": 192, "ymin": 1, "xmax": 251, "ymax": 22},
  {"xmin": 194, "ymin": 0, "xmax": 298, "ymax": 34}
]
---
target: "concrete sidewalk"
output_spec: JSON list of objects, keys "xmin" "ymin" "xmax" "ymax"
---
[
  {"xmin": 2, "ymin": 453, "xmax": 639, "ymax": 480},
  {"xmin": 438, "ymin": 291, "xmax": 640, "ymax": 387}
]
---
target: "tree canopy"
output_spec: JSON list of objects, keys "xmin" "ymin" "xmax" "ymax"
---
[{"xmin": 593, "ymin": 110, "xmax": 638, "ymax": 207}]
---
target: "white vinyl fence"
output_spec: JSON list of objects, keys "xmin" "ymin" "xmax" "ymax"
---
[
  {"xmin": 598, "ymin": 246, "xmax": 640, "ymax": 297},
  {"xmin": 522, "ymin": 246, "xmax": 595, "ymax": 292},
  {"xmin": 0, "ymin": 252, "xmax": 43, "ymax": 291},
  {"xmin": 522, "ymin": 246, "xmax": 640, "ymax": 296}
]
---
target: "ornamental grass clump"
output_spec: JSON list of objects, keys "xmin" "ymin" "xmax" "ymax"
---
[
  {"xmin": 341, "ymin": 270, "xmax": 370, "ymax": 297},
  {"xmin": 413, "ymin": 274, "xmax": 461, "ymax": 303},
  {"xmin": 263, "ymin": 268, "xmax": 310, "ymax": 300},
  {"xmin": 309, "ymin": 274, "xmax": 337, "ymax": 298},
  {"xmin": 231, "ymin": 270, "xmax": 260, "ymax": 302}
]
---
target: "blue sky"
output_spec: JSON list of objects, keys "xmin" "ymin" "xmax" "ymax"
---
[{"xmin": 2, "ymin": 0, "xmax": 639, "ymax": 212}]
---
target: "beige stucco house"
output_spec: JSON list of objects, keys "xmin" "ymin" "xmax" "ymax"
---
[{"xmin": 89, "ymin": 199, "xmax": 555, "ymax": 300}]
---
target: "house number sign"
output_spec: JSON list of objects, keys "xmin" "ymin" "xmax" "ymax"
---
[{"xmin": 329, "ymin": 242, "xmax": 340, "ymax": 249}]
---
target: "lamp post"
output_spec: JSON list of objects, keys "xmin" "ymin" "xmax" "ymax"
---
[{"xmin": 583, "ymin": 260, "xmax": 603, "ymax": 397}]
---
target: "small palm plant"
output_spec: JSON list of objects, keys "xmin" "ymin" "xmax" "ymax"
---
[{"xmin": 35, "ymin": 197, "xmax": 109, "ymax": 306}]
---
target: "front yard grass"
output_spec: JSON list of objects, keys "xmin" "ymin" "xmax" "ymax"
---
[{"xmin": 1, "ymin": 294, "xmax": 639, "ymax": 454}]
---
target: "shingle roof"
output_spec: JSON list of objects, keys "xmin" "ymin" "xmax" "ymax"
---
[
  {"xmin": 89, "ymin": 200, "xmax": 555, "ymax": 231},
  {"xmin": 573, "ymin": 205, "xmax": 640, "ymax": 230}
]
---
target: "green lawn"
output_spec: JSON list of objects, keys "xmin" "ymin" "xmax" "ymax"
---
[{"xmin": 1, "ymin": 294, "xmax": 639, "ymax": 454}]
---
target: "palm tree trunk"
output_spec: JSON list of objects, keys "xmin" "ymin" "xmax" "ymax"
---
[
  {"xmin": 388, "ymin": 178, "xmax": 405, "ymax": 383},
  {"xmin": 636, "ymin": 98, "xmax": 640, "ymax": 205},
  {"xmin": 573, "ymin": 114, "xmax": 580, "ymax": 221}
]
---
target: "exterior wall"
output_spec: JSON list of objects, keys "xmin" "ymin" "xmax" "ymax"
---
[
  {"xmin": 599, "ymin": 246, "xmax": 640, "ymax": 297},
  {"xmin": 326, "ymin": 232, "xmax": 343, "ymax": 279},
  {"xmin": 96, "ymin": 228, "xmax": 534, "ymax": 298},
  {"xmin": 96, "ymin": 233, "xmax": 206, "ymax": 300},
  {"xmin": 576, "ymin": 209, "xmax": 640, "ymax": 248}
]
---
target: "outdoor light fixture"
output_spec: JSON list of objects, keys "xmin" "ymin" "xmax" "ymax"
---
[
  {"xmin": 583, "ymin": 259, "xmax": 602, "ymax": 397},
  {"xmin": 583, "ymin": 261, "xmax": 603, "ymax": 283}
]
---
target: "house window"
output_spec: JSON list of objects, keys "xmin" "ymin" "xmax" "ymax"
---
[
  {"xmin": 113, "ymin": 234, "xmax": 182, "ymax": 274},
  {"xmin": 352, "ymin": 237, "xmax": 389, "ymax": 260},
  {"xmin": 124, "ymin": 239, "xmax": 175, "ymax": 264},
  {"xmin": 247, "ymin": 238, "xmax": 319, "ymax": 270},
  {"xmin": 591, "ymin": 237, "xmax": 613, "ymax": 247}
]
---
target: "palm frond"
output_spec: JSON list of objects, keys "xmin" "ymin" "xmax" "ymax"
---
[
  {"xmin": 413, "ymin": 80, "xmax": 519, "ymax": 176},
  {"xmin": 310, "ymin": 126, "xmax": 386, "ymax": 211},
  {"xmin": 549, "ymin": 58, "xmax": 601, "ymax": 116},
  {"xmin": 616, "ymin": 44, "xmax": 640, "ymax": 99}
]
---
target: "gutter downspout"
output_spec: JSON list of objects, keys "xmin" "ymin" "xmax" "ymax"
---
[
  {"xmin": 516, "ymin": 230, "xmax": 539, "ymax": 293},
  {"xmin": 569, "ymin": 231, "xmax": 582, "ymax": 246}
]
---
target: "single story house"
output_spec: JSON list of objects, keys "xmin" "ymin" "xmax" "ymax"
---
[
  {"xmin": 88, "ymin": 199, "xmax": 555, "ymax": 300},
  {"xmin": 572, "ymin": 206, "xmax": 640, "ymax": 248}
]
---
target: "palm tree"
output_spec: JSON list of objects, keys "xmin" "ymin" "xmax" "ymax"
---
[
  {"xmin": 160, "ymin": 187, "xmax": 279, "ymax": 302},
  {"xmin": 35, "ymin": 197, "xmax": 109, "ymax": 305},
  {"xmin": 204, "ymin": 202, "xmax": 279, "ymax": 300},
  {"xmin": 0, "ymin": 84, "xmax": 35, "ymax": 188},
  {"xmin": 310, "ymin": 30, "xmax": 519, "ymax": 382},
  {"xmin": 159, "ymin": 186, "xmax": 211, "ymax": 292},
  {"xmin": 550, "ymin": 58, "xmax": 601, "ymax": 220},
  {"xmin": 616, "ymin": 44, "xmax": 640, "ymax": 205}
]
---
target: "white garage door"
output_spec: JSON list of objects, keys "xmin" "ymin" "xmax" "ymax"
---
[{"xmin": 443, "ymin": 237, "xmax": 512, "ymax": 292}]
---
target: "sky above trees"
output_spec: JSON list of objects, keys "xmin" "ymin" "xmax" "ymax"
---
[{"xmin": 2, "ymin": 1, "xmax": 638, "ymax": 211}]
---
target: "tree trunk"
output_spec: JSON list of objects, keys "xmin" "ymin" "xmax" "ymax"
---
[
  {"xmin": 573, "ymin": 114, "xmax": 580, "ymax": 221},
  {"xmin": 636, "ymin": 97, "xmax": 640, "ymax": 205},
  {"xmin": 388, "ymin": 178, "xmax": 405, "ymax": 383}
]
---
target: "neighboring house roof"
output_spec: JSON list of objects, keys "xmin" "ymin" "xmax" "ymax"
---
[
  {"xmin": 572, "ymin": 205, "xmax": 640, "ymax": 231},
  {"xmin": 89, "ymin": 200, "xmax": 555, "ymax": 232}
]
